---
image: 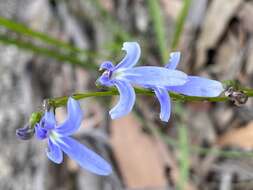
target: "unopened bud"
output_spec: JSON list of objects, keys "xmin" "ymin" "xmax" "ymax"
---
[
  {"xmin": 225, "ymin": 87, "xmax": 248, "ymax": 106},
  {"xmin": 16, "ymin": 124, "xmax": 35, "ymax": 140}
]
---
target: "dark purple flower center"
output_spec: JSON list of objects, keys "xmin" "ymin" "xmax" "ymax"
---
[{"xmin": 104, "ymin": 70, "xmax": 113, "ymax": 79}]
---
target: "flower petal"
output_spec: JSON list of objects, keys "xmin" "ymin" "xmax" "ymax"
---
[
  {"xmin": 99, "ymin": 61, "xmax": 115, "ymax": 71},
  {"xmin": 165, "ymin": 52, "xmax": 181, "ymax": 70},
  {"xmin": 47, "ymin": 138, "xmax": 63, "ymax": 164},
  {"xmin": 55, "ymin": 97, "xmax": 83, "ymax": 136},
  {"xmin": 115, "ymin": 42, "xmax": 141, "ymax": 69},
  {"xmin": 154, "ymin": 87, "xmax": 171, "ymax": 122},
  {"xmin": 96, "ymin": 72, "xmax": 114, "ymax": 87},
  {"xmin": 35, "ymin": 123, "xmax": 48, "ymax": 140},
  {"xmin": 56, "ymin": 136, "xmax": 112, "ymax": 176},
  {"xmin": 44, "ymin": 110, "xmax": 56, "ymax": 129},
  {"xmin": 117, "ymin": 66, "xmax": 187, "ymax": 87},
  {"xmin": 109, "ymin": 80, "xmax": 135, "ymax": 119},
  {"xmin": 168, "ymin": 76, "xmax": 224, "ymax": 97}
]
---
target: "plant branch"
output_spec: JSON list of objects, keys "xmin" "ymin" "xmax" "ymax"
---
[{"xmin": 46, "ymin": 84, "xmax": 253, "ymax": 109}]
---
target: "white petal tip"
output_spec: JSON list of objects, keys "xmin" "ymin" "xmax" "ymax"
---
[
  {"xmin": 160, "ymin": 114, "xmax": 170, "ymax": 122},
  {"xmin": 109, "ymin": 112, "xmax": 122, "ymax": 120},
  {"xmin": 98, "ymin": 168, "xmax": 113, "ymax": 176}
]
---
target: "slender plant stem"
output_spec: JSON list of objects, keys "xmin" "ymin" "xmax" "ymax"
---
[{"xmin": 46, "ymin": 85, "xmax": 253, "ymax": 108}]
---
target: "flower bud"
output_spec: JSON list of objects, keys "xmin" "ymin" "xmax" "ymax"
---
[
  {"xmin": 16, "ymin": 124, "xmax": 35, "ymax": 140},
  {"xmin": 225, "ymin": 87, "xmax": 248, "ymax": 106}
]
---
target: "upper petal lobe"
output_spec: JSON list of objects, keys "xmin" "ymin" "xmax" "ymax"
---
[
  {"xmin": 55, "ymin": 97, "xmax": 83, "ymax": 136},
  {"xmin": 115, "ymin": 42, "xmax": 141, "ymax": 69},
  {"xmin": 99, "ymin": 61, "xmax": 115, "ymax": 71},
  {"xmin": 165, "ymin": 52, "xmax": 181, "ymax": 70},
  {"xmin": 44, "ymin": 110, "xmax": 56, "ymax": 129}
]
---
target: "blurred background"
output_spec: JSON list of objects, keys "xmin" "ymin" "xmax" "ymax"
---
[{"xmin": 1, "ymin": 0, "xmax": 253, "ymax": 189}]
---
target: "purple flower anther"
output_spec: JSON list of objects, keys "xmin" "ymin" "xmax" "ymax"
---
[
  {"xmin": 97, "ymin": 42, "xmax": 188, "ymax": 120},
  {"xmin": 35, "ymin": 97, "xmax": 112, "ymax": 176}
]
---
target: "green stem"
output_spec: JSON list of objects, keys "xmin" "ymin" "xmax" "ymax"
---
[
  {"xmin": 45, "ymin": 83, "xmax": 253, "ymax": 108},
  {"xmin": 47, "ymin": 87, "xmax": 231, "ymax": 108}
]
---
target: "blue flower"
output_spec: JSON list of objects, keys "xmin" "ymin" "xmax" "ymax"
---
[
  {"xmin": 153, "ymin": 52, "xmax": 224, "ymax": 121},
  {"xmin": 97, "ymin": 42, "xmax": 188, "ymax": 120},
  {"xmin": 35, "ymin": 97, "xmax": 112, "ymax": 176}
]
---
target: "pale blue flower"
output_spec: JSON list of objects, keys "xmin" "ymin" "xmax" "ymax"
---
[
  {"xmin": 97, "ymin": 42, "xmax": 188, "ymax": 120},
  {"xmin": 153, "ymin": 52, "xmax": 224, "ymax": 121},
  {"xmin": 35, "ymin": 97, "xmax": 112, "ymax": 176}
]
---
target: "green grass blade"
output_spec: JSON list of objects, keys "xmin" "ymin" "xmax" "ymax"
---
[
  {"xmin": 177, "ymin": 124, "xmax": 190, "ymax": 190},
  {"xmin": 0, "ymin": 17, "xmax": 88, "ymax": 54},
  {"xmin": 0, "ymin": 34, "xmax": 98, "ymax": 70},
  {"xmin": 147, "ymin": 0, "xmax": 168, "ymax": 64},
  {"xmin": 159, "ymin": 131, "xmax": 253, "ymax": 158},
  {"xmin": 171, "ymin": 0, "xmax": 192, "ymax": 50},
  {"xmin": 85, "ymin": 0, "xmax": 130, "ymax": 42}
]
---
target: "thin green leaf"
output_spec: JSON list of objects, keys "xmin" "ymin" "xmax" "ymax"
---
[
  {"xmin": 171, "ymin": 0, "xmax": 192, "ymax": 49},
  {"xmin": 0, "ymin": 16, "xmax": 87, "ymax": 54},
  {"xmin": 177, "ymin": 124, "xmax": 190, "ymax": 190},
  {"xmin": 147, "ymin": 0, "xmax": 168, "ymax": 64},
  {"xmin": 85, "ymin": 0, "xmax": 130, "ymax": 42},
  {"xmin": 0, "ymin": 34, "xmax": 98, "ymax": 70},
  {"xmin": 160, "ymin": 131, "xmax": 253, "ymax": 158}
]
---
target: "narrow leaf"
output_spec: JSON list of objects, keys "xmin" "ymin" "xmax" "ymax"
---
[
  {"xmin": 147, "ymin": 0, "xmax": 168, "ymax": 64},
  {"xmin": 171, "ymin": 0, "xmax": 192, "ymax": 49},
  {"xmin": 0, "ymin": 34, "xmax": 98, "ymax": 70}
]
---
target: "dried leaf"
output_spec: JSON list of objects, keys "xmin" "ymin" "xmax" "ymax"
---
[
  {"xmin": 110, "ymin": 114, "xmax": 167, "ymax": 188},
  {"xmin": 196, "ymin": 0, "xmax": 243, "ymax": 68}
]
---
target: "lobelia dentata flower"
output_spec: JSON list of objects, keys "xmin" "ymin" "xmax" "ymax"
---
[
  {"xmin": 97, "ymin": 42, "xmax": 224, "ymax": 122},
  {"xmin": 34, "ymin": 97, "xmax": 112, "ymax": 176},
  {"xmin": 97, "ymin": 42, "xmax": 188, "ymax": 120}
]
